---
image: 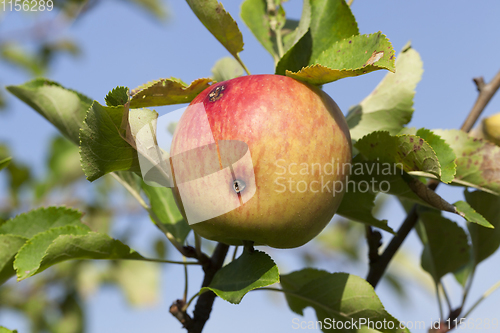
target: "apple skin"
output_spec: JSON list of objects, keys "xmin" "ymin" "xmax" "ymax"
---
[{"xmin": 170, "ymin": 74, "xmax": 352, "ymax": 249}]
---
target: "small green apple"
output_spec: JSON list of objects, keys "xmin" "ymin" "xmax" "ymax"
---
[{"xmin": 170, "ymin": 74, "xmax": 352, "ymax": 248}]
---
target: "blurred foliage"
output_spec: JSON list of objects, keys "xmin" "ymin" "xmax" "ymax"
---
[{"xmin": 0, "ymin": 0, "xmax": 168, "ymax": 331}]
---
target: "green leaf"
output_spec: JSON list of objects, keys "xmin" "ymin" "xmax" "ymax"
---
[
  {"xmin": 79, "ymin": 102, "xmax": 158, "ymax": 181},
  {"xmin": 454, "ymin": 201, "xmax": 493, "ymax": 228},
  {"xmin": 432, "ymin": 129, "xmax": 500, "ymax": 195},
  {"xmin": 284, "ymin": 32, "xmax": 395, "ymax": 85},
  {"xmin": 186, "ymin": 0, "xmax": 244, "ymax": 65},
  {"xmin": 142, "ymin": 183, "xmax": 191, "ymax": 244},
  {"xmin": 105, "ymin": 86, "xmax": 129, "ymax": 107},
  {"xmin": 417, "ymin": 210, "xmax": 470, "ymax": 283},
  {"xmin": 15, "ymin": 229, "xmax": 144, "ymax": 281},
  {"xmin": 337, "ymin": 190, "xmax": 393, "ymax": 233},
  {"xmin": 241, "ymin": 0, "xmax": 279, "ymax": 61},
  {"xmin": 281, "ymin": 1, "xmax": 311, "ymax": 55},
  {"xmin": 0, "ymin": 157, "xmax": 11, "ymax": 171},
  {"xmin": 0, "ymin": 234, "xmax": 27, "ymax": 285},
  {"xmin": 0, "ymin": 206, "xmax": 83, "ymax": 238},
  {"xmin": 344, "ymin": 155, "xmax": 430, "ymax": 209},
  {"xmin": 280, "ymin": 270, "xmax": 409, "ymax": 333},
  {"xmin": 347, "ymin": 43, "xmax": 423, "ymax": 140},
  {"xmin": 280, "ymin": 268, "xmax": 329, "ymax": 315},
  {"xmin": 130, "ymin": 78, "xmax": 213, "ymax": 108},
  {"xmin": 465, "ymin": 190, "xmax": 500, "ymax": 264},
  {"xmin": 201, "ymin": 250, "xmax": 279, "ymax": 304},
  {"xmin": 14, "ymin": 225, "xmax": 91, "ymax": 280},
  {"xmin": 415, "ymin": 129, "xmax": 455, "ymax": 183},
  {"xmin": 306, "ymin": 0, "xmax": 358, "ymax": 62},
  {"xmin": 6, "ymin": 79, "xmax": 93, "ymax": 144},
  {"xmin": 276, "ymin": 0, "xmax": 357, "ymax": 74},
  {"xmin": 355, "ymin": 131, "xmax": 442, "ymax": 180},
  {"xmin": 0, "ymin": 326, "xmax": 18, "ymax": 333},
  {"xmin": 211, "ymin": 57, "xmax": 243, "ymax": 82}
]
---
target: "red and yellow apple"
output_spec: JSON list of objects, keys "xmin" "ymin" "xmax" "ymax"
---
[{"xmin": 169, "ymin": 74, "xmax": 351, "ymax": 248}]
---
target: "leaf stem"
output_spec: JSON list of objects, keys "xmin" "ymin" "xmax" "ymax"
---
[
  {"xmin": 231, "ymin": 246, "xmax": 239, "ymax": 261},
  {"xmin": 435, "ymin": 281, "xmax": 444, "ymax": 320},
  {"xmin": 463, "ymin": 279, "xmax": 500, "ymax": 318},
  {"xmin": 439, "ymin": 280, "xmax": 452, "ymax": 313},
  {"xmin": 234, "ymin": 54, "xmax": 251, "ymax": 76},
  {"xmin": 183, "ymin": 256, "xmax": 189, "ymax": 303},
  {"xmin": 183, "ymin": 291, "xmax": 202, "ymax": 312}
]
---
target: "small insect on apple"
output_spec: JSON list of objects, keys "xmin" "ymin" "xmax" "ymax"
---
[{"xmin": 170, "ymin": 74, "xmax": 352, "ymax": 249}]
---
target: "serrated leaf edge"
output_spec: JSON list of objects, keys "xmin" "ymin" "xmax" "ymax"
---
[{"xmin": 13, "ymin": 225, "xmax": 91, "ymax": 281}]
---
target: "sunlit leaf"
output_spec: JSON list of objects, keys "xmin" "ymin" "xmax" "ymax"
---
[
  {"xmin": 79, "ymin": 101, "xmax": 157, "ymax": 181},
  {"xmin": 355, "ymin": 131, "xmax": 442, "ymax": 180},
  {"xmin": 6, "ymin": 79, "xmax": 93, "ymax": 144},
  {"xmin": 347, "ymin": 43, "xmax": 423, "ymax": 139},
  {"xmin": 454, "ymin": 201, "xmax": 493, "ymax": 228},
  {"xmin": 0, "ymin": 206, "xmax": 83, "ymax": 239},
  {"xmin": 281, "ymin": 270, "xmax": 409, "ymax": 333},
  {"xmin": 130, "ymin": 78, "xmax": 213, "ymax": 108},
  {"xmin": 276, "ymin": 0, "xmax": 357, "ymax": 74},
  {"xmin": 283, "ymin": 32, "xmax": 395, "ymax": 85},
  {"xmin": 186, "ymin": 0, "xmax": 244, "ymax": 65},
  {"xmin": 142, "ymin": 183, "xmax": 191, "ymax": 244},
  {"xmin": 15, "ymin": 229, "xmax": 145, "ymax": 281},
  {"xmin": 0, "ymin": 234, "xmax": 27, "ymax": 285},
  {"xmin": 432, "ymin": 129, "xmax": 500, "ymax": 195},
  {"xmin": 201, "ymin": 250, "xmax": 279, "ymax": 304},
  {"xmin": 105, "ymin": 86, "xmax": 129, "ymax": 107}
]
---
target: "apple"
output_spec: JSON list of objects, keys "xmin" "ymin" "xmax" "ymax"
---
[{"xmin": 169, "ymin": 74, "xmax": 352, "ymax": 248}]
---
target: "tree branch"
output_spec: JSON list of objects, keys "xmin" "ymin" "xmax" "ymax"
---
[
  {"xmin": 184, "ymin": 242, "xmax": 229, "ymax": 333},
  {"xmin": 366, "ymin": 69, "xmax": 500, "ymax": 288}
]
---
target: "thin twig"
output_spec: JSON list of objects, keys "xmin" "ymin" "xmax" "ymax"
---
[
  {"xmin": 461, "ymin": 70, "xmax": 500, "ymax": 132},
  {"xmin": 366, "ymin": 70, "xmax": 500, "ymax": 289},
  {"xmin": 463, "ymin": 279, "xmax": 500, "ymax": 318}
]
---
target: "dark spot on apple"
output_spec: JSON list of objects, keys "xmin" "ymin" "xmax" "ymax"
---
[
  {"xmin": 233, "ymin": 179, "xmax": 246, "ymax": 193},
  {"xmin": 409, "ymin": 137, "xmax": 414, "ymax": 143},
  {"xmin": 349, "ymin": 40, "xmax": 352, "ymax": 44},
  {"xmin": 209, "ymin": 85, "xmax": 226, "ymax": 102},
  {"xmin": 419, "ymin": 138, "xmax": 424, "ymax": 145}
]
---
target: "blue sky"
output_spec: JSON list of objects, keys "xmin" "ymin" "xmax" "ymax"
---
[{"xmin": 1, "ymin": 1, "xmax": 500, "ymax": 332}]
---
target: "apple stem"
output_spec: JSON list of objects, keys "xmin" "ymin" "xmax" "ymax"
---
[{"xmin": 243, "ymin": 240, "xmax": 255, "ymax": 254}]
